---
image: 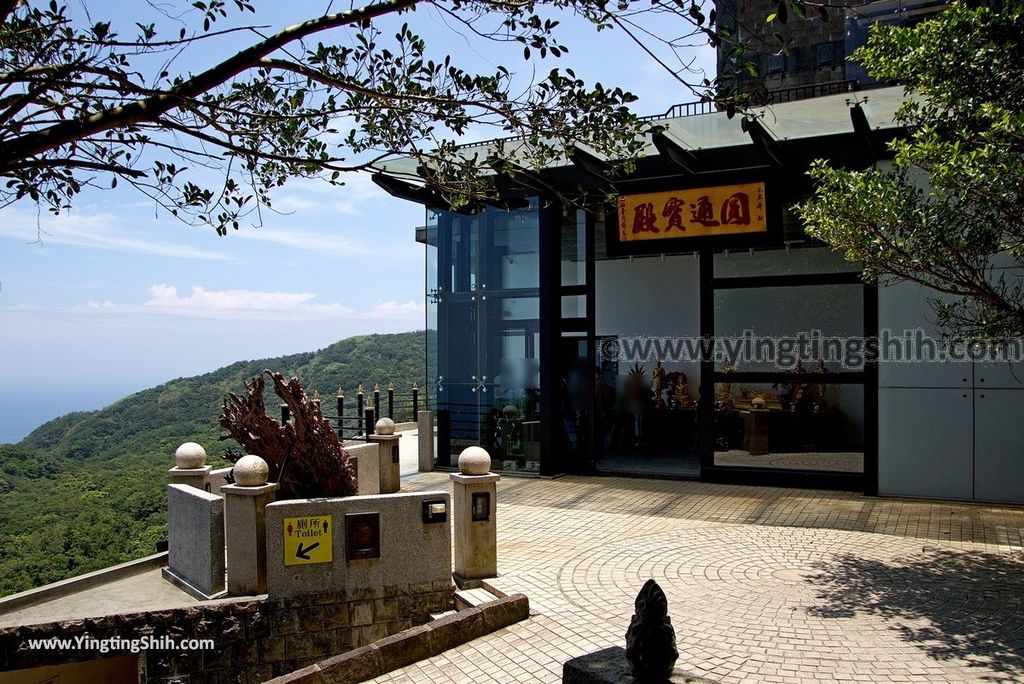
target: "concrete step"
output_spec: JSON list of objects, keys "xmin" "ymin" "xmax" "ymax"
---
[
  {"xmin": 453, "ymin": 587, "xmax": 499, "ymax": 611},
  {"xmin": 429, "ymin": 610, "xmax": 457, "ymax": 621},
  {"xmin": 480, "ymin": 578, "xmax": 513, "ymax": 598}
]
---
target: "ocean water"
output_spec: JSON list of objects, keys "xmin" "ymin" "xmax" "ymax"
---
[{"xmin": 0, "ymin": 384, "xmax": 146, "ymax": 444}]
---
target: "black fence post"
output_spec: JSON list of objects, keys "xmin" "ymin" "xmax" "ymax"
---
[
  {"xmin": 387, "ymin": 382, "xmax": 394, "ymax": 420},
  {"xmin": 280, "ymin": 403, "xmax": 290, "ymax": 424},
  {"xmin": 357, "ymin": 385, "xmax": 364, "ymax": 436},
  {"xmin": 337, "ymin": 388, "xmax": 345, "ymax": 441},
  {"xmin": 365, "ymin": 404, "xmax": 375, "ymax": 441},
  {"xmin": 412, "ymin": 383, "xmax": 419, "ymax": 418},
  {"xmin": 373, "ymin": 384, "xmax": 381, "ymax": 421}
]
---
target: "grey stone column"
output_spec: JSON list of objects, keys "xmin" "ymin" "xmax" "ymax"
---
[
  {"xmin": 168, "ymin": 442, "xmax": 212, "ymax": 491},
  {"xmin": 451, "ymin": 446, "xmax": 499, "ymax": 587},
  {"xmin": 418, "ymin": 410, "xmax": 435, "ymax": 472},
  {"xmin": 221, "ymin": 455, "xmax": 278, "ymax": 596},
  {"xmin": 368, "ymin": 417, "xmax": 402, "ymax": 494}
]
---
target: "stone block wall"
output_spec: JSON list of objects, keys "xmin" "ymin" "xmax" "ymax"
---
[
  {"xmin": 265, "ymin": 492, "xmax": 451, "ymax": 600},
  {"xmin": 0, "ymin": 585, "xmax": 453, "ymax": 683}
]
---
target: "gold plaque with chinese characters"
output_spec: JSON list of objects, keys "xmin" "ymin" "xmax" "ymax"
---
[{"xmin": 617, "ymin": 182, "xmax": 766, "ymax": 241}]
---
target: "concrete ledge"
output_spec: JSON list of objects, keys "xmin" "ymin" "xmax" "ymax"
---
[
  {"xmin": 395, "ymin": 422, "xmax": 417, "ymax": 432},
  {"xmin": 0, "ymin": 552, "xmax": 168, "ymax": 616},
  {"xmin": 265, "ymin": 593, "xmax": 530, "ymax": 684},
  {"xmin": 160, "ymin": 567, "xmax": 227, "ymax": 601}
]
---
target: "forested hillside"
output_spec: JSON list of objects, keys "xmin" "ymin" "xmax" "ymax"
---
[{"xmin": 0, "ymin": 331, "xmax": 425, "ymax": 597}]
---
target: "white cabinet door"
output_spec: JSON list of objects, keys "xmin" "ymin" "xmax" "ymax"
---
[
  {"xmin": 877, "ymin": 281, "xmax": 970, "ymax": 388},
  {"xmin": 878, "ymin": 388, "xmax": 973, "ymax": 499},
  {"xmin": 974, "ymin": 388, "xmax": 1024, "ymax": 504}
]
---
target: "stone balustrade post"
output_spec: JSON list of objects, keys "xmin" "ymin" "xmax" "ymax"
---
[
  {"xmin": 451, "ymin": 446, "xmax": 499, "ymax": 588},
  {"xmin": 221, "ymin": 455, "xmax": 279, "ymax": 595},
  {"xmin": 418, "ymin": 410, "xmax": 434, "ymax": 472},
  {"xmin": 368, "ymin": 417, "xmax": 402, "ymax": 494},
  {"xmin": 168, "ymin": 442, "xmax": 212, "ymax": 491}
]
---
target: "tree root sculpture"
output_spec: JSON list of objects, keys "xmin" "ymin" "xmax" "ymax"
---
[{"xmin": 219, "ymin": 370, "xmax": 357, "ymax": 499}]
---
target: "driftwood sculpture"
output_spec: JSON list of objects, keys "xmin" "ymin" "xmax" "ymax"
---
[
  {"xmin": 625, "ymin": 579, "xmax": 679, "ymax": 680},
  {"xmin": 219, "ymin": 370, "xmax": 357, "ymax": 500}
]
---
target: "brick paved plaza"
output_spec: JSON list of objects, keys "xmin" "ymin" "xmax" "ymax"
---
[{"xmin": 379, "ymin": 473, "xmax": 1024, "ymax": 683}]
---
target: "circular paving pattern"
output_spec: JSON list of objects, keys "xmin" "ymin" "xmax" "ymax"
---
[
  {"xmin": 715, "ymin": 450, "xmax": 864, "ymax": 472},
  {"xmin": 554, "ymin": 526, "xmax": 1024, "ymax": 682}
]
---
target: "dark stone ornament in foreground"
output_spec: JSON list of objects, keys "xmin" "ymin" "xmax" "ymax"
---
[{"xmin": 625, "ymin": 579, "xmax": 679, "ymax": 680}]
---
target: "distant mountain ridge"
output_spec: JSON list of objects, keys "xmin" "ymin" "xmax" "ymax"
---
[{"xmin": 0, "ymin": 331, "xmax": 425, "ymax": 597}]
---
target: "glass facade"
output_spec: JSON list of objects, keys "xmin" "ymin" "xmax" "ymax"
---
[
  {"xmin": 714, "ymin": 284, "xmax": 865, "ymax": 371},
  {"xmin": 711, "ymin": 245, "xmax": 867, "ymax": 475},
  {"xmin": 425, "ymin": 199, "xmax": 543, "ymax": 473},
  {"xmin": 424, "ymin": 203, "xmax": 867, "ymax": 483}
]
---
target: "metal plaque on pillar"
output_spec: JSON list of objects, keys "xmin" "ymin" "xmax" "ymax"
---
[
  {"xmin": 471, "ymin": 492, "xmax": 491, "ymax": 522},
  {"xmin": 345, "ymin": 512, "xmax": 380, "ymax": 561}
]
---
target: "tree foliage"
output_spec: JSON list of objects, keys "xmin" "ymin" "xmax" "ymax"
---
[
  {"xmin": 0, "ymin": 331, "xmax": 424, "ymax": 597},
  {"xmin": 799, "ymin": 3, "xmax": 1024, "ymax": 341},
  {"xmin": 0, "ymin": 0, "xmax": 749, "ymax": 230}
]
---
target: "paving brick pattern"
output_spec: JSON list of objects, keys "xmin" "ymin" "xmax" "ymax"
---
[
  {"xmin": 714, "ymin": 450, "xmax": 863, "ymax": 473},
  {"xmin": 375, "ymin": 473, "xmax": 1024, "ymax": 683}
]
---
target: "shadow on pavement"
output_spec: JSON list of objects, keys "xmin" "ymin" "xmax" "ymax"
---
[{"xmin": 807, "ymin": 548, "xmax": 1024, "ymax": 680}]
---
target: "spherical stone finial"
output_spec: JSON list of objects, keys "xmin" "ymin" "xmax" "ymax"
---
[
  {"xmin": 233, "ymin": 455, "xmax": 270, "ymax": 486},
  {"xmin": 175, "ymin": 442, "xmax": 207, "ymax": 469},
  {"xmin": 458, "ymin": 446, "xmax": 491, "ymax": 475},
  {"xmin": 751, "ymin": 396, "xmax": 766, "ymax": 410},
  {"xmin": 375, "ymin": 417, "xmax": 396, "ymax": 435}
]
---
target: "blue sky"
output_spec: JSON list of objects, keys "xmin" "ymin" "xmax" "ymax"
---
[{"xmin": 0, "ymin": 2, "xmax": 714, "ymax": 442}]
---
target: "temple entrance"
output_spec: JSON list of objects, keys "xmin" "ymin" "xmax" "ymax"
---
[{"xmin": 591, "ymin": 253, "xmax": 702, "ymax": 478}]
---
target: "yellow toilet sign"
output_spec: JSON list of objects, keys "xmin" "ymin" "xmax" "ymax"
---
[{"xmin": 283, "ymin": 515, "xmax": 333, "ymax": 566}]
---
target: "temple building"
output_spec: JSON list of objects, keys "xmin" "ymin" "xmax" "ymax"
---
[{"xmin": 379, "ymin": 0, "xmax": 1024, "ymax": 503}]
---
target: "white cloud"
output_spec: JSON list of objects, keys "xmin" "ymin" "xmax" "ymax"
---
[
  {"xmin": 0, "ymin": 207, "xmax": 235, "ymax": 262},
  {"xmin": 234, "ymin": 226, "xmax": 375, "ymax": 255},
  {"xmin": 366, "ymin": 299, "xmax": 424, "ymax": 320},
  {"xmin": 272, "ymin": 171, "xmax": 388, "ymax": 215},
  {"xmin": 145, "ymin": 284, "xmax": 319, "ymax": 311},
  {"xmin": 73, "ymin": 284, "xmax": 424, "ymax": 322}
]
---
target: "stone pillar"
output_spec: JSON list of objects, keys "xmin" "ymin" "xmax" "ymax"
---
[
  {"xmin": 451, "ymin": 446, "xmax": 499, "ymax": 587},
  {"xmin": 418, "ymin": 410, "xmax": 434, "ymax": 472},
  {"xmin": 368, "ymin": 417, "xmax": 402, "ymax": 494},
  {"xmin": 221, "ymin": 455, "xmax": 278, "ymax": 596},
  {"xmin": 168, "ymin": 442, "xmax": 212, "ymax": 491}
]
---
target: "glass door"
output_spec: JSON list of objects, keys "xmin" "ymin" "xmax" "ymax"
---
[
  {"xmin": 430, "ymin": 200, "xmax": 543, "ymax": 472},
  {"xmin": 704, "ymin": 245, "xmax": 869, "ymax": 484},
  {"xmin": 553, "ymin": 205, "xmax": 598, "ymax": 472}
]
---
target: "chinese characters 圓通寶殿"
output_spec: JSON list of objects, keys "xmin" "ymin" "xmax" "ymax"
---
[{"xmin": 617, "ymin": 182, "xmax": 767, "ymax": 241}]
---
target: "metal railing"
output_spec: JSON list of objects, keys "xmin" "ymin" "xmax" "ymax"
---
[
  {"xmin": 640, "ymin": 80, "xmax": 861, "ymax": 121},
  {"xmin": 278, "ymin": 383, "xmax": 423, "ymax": 442}
]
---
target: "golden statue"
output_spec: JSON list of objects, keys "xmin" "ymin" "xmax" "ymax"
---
[
  {"xmin": 651, "ymin": 359, "xmax": 666, "ymax": 408},
  {"xmin": 665, "ymin": 371, "xmax": 692, "ymax": 408},
  {"xmin": 714, "ymin": 363, "xmax": 734, "ymax": 408}
]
